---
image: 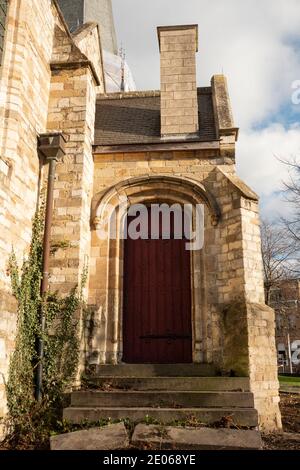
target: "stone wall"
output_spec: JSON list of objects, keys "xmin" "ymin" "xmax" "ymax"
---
[
  {"xmin": 88, "ymin": 149, "xmax": 281, "ymax": 431},
  {"xmin": 0, "ymin": 291, "xmax": 17, "ymax": 436},
  {"xmin": 233, "ymin": 190, "xmax": 280, "ymax": 430},
  {"xmin": 0, "ymin": 0, "xmax": 103, "ymax": 434},
  {"xmin": 214, "ymin": 181, "xmax": 281, "ymax": 431},
  {"xmin": 88, "ymin": 151, "xmax": 233, "ymax": 365},
  {"xmin": 247, "ymin": 303, "xmax": 282, "ymax": 431},
  {"xmin": 45, "ymin": 16, "xmax": 103, "ymax": 378},
  {"xmin": 0, "ymin": 0, "xmax": 55, "ymax": 285},
  {"xmin": 47, "ymin": 66, "xmax": 99, "ymax": 292},
  {"xmin": 72, "ymin": 22, "xmax": 105, "ymax": 92},
  {"xmin": 46, "ymin": 10, "xmax": 103, "ymax": 293},
  {"xmin": 0, "ymin": 0, "xmax": 57, "ymax": 434},
  {"xmin": 88, "ymin": 153, "xmax": 236, "ymax": 368}
]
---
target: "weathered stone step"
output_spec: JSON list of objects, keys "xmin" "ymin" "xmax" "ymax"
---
[
  {"xmin": 132, "ymin": 424, "xmax": 262, "ymax": 450},
  {"xmin": 92, "ymin": 364, "xmax": 217, "ymax": 377},
  {"xmin": 63, "ymin": 406, "xmax": 258, "ymax": 427},
  {"xmin": 84, "ymin": 376, "xmax": 250, "ymax": 392},
  {"xmin": 51, "ymin": 423, "xmax": 129, "ymax": 451},
  {"xmin": 71, "ymin": 390, "xmax": 254, "ymax": 408}
]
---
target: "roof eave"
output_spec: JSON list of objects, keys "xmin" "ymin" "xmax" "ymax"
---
[{"xmin": 93, "ymin": 140, "xmax": 220, "ymax": 155}]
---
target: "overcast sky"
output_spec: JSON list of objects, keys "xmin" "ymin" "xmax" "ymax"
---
[{"xmin": 113, "ymin": 0, "xmax": 300, "ymax": 219}]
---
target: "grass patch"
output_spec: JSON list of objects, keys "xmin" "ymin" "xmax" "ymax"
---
[{"xmin": 279, "ymin": 376, "xmax": 300, "ymax": 387}]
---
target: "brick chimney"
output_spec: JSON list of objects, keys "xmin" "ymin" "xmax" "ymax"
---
[{"xmin": 157, "ymin": 25, "xmax": 199, "ymax": 138}]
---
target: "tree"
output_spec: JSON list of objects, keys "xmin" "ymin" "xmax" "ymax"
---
[
  {"xmin": 260, "ymin": 157, "xmax": 300, "ymax": 374},
  {"xmin": 261, "ymin": 219, "xmax": 299, "ymax": 373},
  {"xmin": 260, "ymin": 219, "xmax": 298, "ymax": 305},
  {"xmin": 281, "ymin": 156, "xmax": 300, "ymax": 275}
]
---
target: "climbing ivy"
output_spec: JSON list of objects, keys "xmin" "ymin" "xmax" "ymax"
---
[{"xmin": 5, "ymin": 205, "xmax": 85, "ymax": 448}]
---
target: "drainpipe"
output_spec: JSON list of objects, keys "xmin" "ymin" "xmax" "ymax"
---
[{"xmin": 36, "ymin": 132, "xmax": 66, "ymax": 401}]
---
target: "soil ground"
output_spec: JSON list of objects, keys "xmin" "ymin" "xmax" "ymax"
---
[{"xmin": 263, "ymin": 393, "xmax": 300, "ymax": 450}]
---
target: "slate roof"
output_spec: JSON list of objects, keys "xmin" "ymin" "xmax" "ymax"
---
[{"xmin": 94, "ymin": 88, "xmax": 217, "ymax": 147}]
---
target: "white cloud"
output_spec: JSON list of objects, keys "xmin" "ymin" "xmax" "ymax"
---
[
  {"xmin": 237, "ymin": 123, "xmax": 300, "ymax": 196},
  {"xmin": 113, "ymin": 0, "xmax": 300, "ymax": 128},
  {"xmin": 259, "ymin": 193, "xmax": 292, "ymax": 220},
  {"xmin": 237, "ymin": 123, "xmax": 300, "ymax": 221}
]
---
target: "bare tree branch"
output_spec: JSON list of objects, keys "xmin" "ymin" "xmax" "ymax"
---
[
  {"xmin": 280, "ymin": 156, "xmax": 300, "ymax": 272},
  {"xmin": 260, "ymin": 219, "xmax": 299, "ymax": 304}
]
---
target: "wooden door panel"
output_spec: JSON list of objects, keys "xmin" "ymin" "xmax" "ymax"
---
[{"xmin": 123, "ymin": 209, "xmax": 192, "ymax": 363}]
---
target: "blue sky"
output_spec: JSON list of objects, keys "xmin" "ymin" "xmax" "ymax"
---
[
  {"xmin": 255, "ymin": 103, "xmax": 300, "ymax": 130},
  {"xmin": 113, "ymin": 0, "xmax": 300, "ymax": 220}
]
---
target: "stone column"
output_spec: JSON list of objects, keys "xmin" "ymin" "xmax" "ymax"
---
[
  {"xmin": 212, "ymin": 170, "xmax": 282, "ymax": 431},
  {"xmin": 158, "ymin": 25, "xmax": 199, "ymax": 137},
  {"xmin": 47, "ymin": 65, "xmax": 97, "ymax": 292},
  {"xmin": 240, "ymin": 199, "xmax": 282, "ymax": 431}
]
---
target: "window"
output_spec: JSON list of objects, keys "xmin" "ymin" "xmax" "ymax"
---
[{"xmin": 0, "ymin": 0, "xmax": 8, "ymax": 66}]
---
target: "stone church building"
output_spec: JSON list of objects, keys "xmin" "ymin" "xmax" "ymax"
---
[{"xmin": 0, "ymin": 0, "xmax": 281, "ymax": 434}]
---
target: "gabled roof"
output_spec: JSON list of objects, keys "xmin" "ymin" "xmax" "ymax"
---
[{"xmin": 94, "ymin": 88, "xmax": 217, "ymax": 147}]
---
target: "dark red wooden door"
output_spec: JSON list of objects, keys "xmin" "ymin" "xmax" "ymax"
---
[{"xmin": 123, "ymin": 208, "xmax": 192, "ymax": 363}]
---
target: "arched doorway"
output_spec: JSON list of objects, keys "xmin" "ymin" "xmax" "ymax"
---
[
  {"xmin": 123, "ymin": 206, "xmax": 192, "ymax": 363},
  {"xmin": 90, "ymin": 175, "xmax": 220, "ymax": 365}
]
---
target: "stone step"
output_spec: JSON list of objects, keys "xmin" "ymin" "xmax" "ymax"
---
[
  {"xmin": 132, "ymin": 424, "xmax": 262, "ymax": 450},
  {"xmin": 50, "ymin": 423, "xmax": 129, "ymax": 451},
  {"xmin": 84, "ymin": 376, "xmax": 250, "ymax": 392},
  {"xmin": 63, "ymin": 406, "xmax": 258, "ymax": 427},
  {"xmin": 71, "ymin": 390, "xmax": 254, "ymax": 409},
  {"xmin": 91, "ymin": 364, "xmax": 217, "ymax": 377}
]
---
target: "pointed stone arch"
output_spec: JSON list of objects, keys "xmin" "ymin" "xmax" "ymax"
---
[{"xmin": 91, "ymin": 175, "xmax": 221, "ymax": 229}]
